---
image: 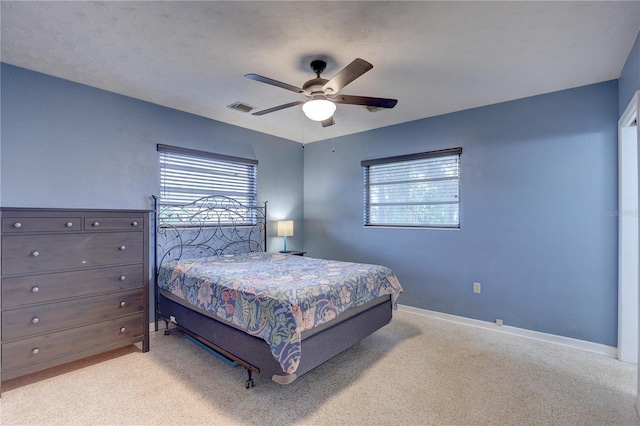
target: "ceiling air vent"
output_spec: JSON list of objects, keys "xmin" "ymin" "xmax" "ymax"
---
[{"xmin": 227, "ymin": 102, "xmax": 255, "ymax": 113}]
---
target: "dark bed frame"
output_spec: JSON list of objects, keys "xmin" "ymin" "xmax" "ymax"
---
[{"xmin": 153, "ymin": 195, "xmax": 394, "ymax": 388}]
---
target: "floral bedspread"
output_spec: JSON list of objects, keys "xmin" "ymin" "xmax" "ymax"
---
[{"xmin": 157, "ymin": 252, "xmax": 403, "ymax": 374}]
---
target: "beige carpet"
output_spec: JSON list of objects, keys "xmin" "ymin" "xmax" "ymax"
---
[{"xmin": 1, "ymin": 309, "xmax": 638, "ymax": 425}]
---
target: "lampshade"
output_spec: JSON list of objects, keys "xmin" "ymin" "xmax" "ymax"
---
[
  {"xmin": 302, "ymin": 99, "xmax": 336, "ymax": 121},
  {"xmin": 276, "ymin": 220, "xmax": 294, "ymax": 237}
]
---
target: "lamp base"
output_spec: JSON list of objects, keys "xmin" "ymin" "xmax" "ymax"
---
[{"xmin": 279, "ymin": 250, "xmax": 291, "ymax": 253}]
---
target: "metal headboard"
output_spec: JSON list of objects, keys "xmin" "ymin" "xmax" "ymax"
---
[{"xmin": 153, "ymin": 195, "xmax": 267, "ymax": 268}]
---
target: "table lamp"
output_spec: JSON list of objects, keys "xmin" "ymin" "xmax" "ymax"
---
[{"xmin": 277, "ymin": 220, "xmax": 294, "ymax": 253}]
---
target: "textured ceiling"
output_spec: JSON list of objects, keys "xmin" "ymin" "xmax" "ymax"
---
[{"xmin": 1, "ymin": 1, "xmax": 639, "ymax": 143}]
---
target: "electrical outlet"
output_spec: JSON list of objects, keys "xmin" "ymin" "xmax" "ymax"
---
[
  {"xmin": 496, "ymin": 319, "xmax": 504, "ymax": 326},
  {"xmin": 473, "ymin": 282, "xmax": 481, "ymax": 294}
]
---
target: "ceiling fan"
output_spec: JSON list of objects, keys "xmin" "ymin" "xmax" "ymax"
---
[{"xmin": 244, "ymin": 58, "xmax": 398, "ymax": 127}]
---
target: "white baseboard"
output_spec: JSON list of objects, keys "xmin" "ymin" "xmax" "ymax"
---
[{"xmin": 397, "ymin": 304, "xmax": 618, "ymax": 358}]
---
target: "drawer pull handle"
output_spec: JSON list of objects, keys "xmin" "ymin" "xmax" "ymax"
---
[
  {"xmin": 131, "ymin": 221, "xmax": 138, "ymax": 227},
  {"xmin": 120, "ymin": 301, "xmax": 126, "ymax": 307},
  {"xmin": 65, "ymin": 222, "xmax": 73, "ymax": 227},
  {"xmin": 119, "ymin": 275, "xmax": 126, "ymax": 281},
  {"xmin": 120, "ymin": 327, "xmax": 126, "ymax": 333},
  {"xmin": 92, "ymin": 221, "xmax": 100, "ymax": 227},
  {"xmin": 32, "ymin": 348, "xmax": 40, "ymax": 355},
  {"xmin": 32, "ymin": 317, "xmax": 40, "ymax": 324},
  {"xmin": 13, "ymin": 222, "xmax": 22, "ymax": 229},
  {"xmin": 119, "ymin": 245, "xmax": 126, "ymax": 251},
  {"xmin": 31, "ymin": 250, "xmax": 40, "ymax": 257},
  {"xmin": 31, "ymin": 286, "xmax": 39, "ymax": 293}
]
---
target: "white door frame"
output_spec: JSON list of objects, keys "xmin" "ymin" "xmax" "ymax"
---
[
  {"xmin": 618, "ymin": 90, "xmax": 639, "ymax": 365},
  {"xmin": 617, "ymin": 90, "xmax": 640, "ymax": 413}
]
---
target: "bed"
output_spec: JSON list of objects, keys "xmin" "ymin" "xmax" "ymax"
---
[{"xmin": 153, "ymin": 195, "xmax": 403, "ymax": 388}]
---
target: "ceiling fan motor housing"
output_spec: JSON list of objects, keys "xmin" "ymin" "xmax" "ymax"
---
[{"xmin": 303, "ymin": 78, "xmax": 329, "ymax": 94}]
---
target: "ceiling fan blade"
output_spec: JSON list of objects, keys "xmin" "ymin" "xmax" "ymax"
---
[
  {"xmin": 252, "ymin": 100, "xmax": 305, "ymax": 116},
  {"xmin": 322, "ymin": 58, "xmax": 373, "ymax": 94},
  {"xmin": 244, "ymin": 74, "xmax": 308, "ymax": 95},
  {"xmin": 321, "ymin": 116, "xmax": 335, "ymax": 127},
  {"xmin": 332, "ymin": 95, "xmax": 398, "ymax": 109}
]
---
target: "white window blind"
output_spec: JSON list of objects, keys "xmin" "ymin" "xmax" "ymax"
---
[
  {"xmin": 362, "ymin": 148, "xmax": 461, "ymax": 228},
  {"xmin": 157, "ymin": 144, "xmax": 258, "ymax": 208}
]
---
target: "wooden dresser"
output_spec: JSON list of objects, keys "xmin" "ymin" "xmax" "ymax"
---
[{"xmin": 0, "ymin": 208, "xmax": 150, "ymax": 390}]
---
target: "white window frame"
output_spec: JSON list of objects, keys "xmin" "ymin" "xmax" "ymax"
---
[{"xmin": 362, "ymin": 148, "xmax": 461, "ymax": 228}]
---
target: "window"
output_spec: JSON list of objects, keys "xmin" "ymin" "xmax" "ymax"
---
[
  {"xmin": 362, "ymin": 148, "xmax": 461, "ymax": 228},
  {"xmin": 157, "ymin": 144, "xmax": 258, "ymax": 223}
]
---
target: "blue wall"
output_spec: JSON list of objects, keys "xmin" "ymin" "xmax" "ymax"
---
[
  {"xmin": 0, "ymin": 64, "xmax": 305, "ymax": 252},
  {"xmin": 1, "ymin": 47, "xmax": 633, "ymax": 346},
  {"xmin": 619, "ymin": 30, "xmax": 640, "ymax": 115},
  {"xmin": 303, "ymin": 81, "xmax": 619, "ymax": 346}
]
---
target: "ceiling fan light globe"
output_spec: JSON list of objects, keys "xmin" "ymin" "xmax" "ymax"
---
[{"xmin": 302, "ymin": 99, "xmax": 336, "ymax": 121}]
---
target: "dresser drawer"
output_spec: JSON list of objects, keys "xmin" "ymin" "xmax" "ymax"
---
[
  {"xmin": 1, "ymin": 264, "xmax": 143, "ymax": 308},
  {"xmin": 2, "ymin": 216, "xmax": 81, "ymax": 233},
  {"xmin": 84, "ymin": 217, "xmax": 144, "ymax": 231},
  {"xmin": 2, "ymin": 232, "xmax": 143, "ymax": 275},
  {"xmin": 2, "ymin": 288, "xmax": 144, "ymax": 340},
  {"xmin": 1, "ymin": 313, "xmax": 144, "ymax": 374}
]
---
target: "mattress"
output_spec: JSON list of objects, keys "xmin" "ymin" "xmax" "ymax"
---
[{"xmin": 156, "ymin": 252, "xmax": 403, "ymax": 374}]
